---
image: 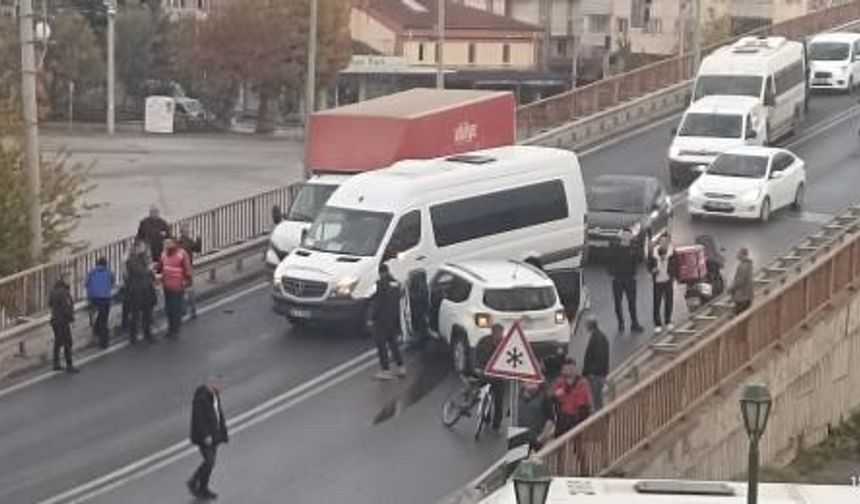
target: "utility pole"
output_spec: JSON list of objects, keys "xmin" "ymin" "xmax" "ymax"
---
[
  {"xmin": 106, "ymin": 0, "xmax": 116, "ymax": 135},
  {"xmin": 436, "ymin": 0, "xmax": 445, "ymax": 89},
  {"xmin": 19, "ymin": 0, "xmax": 43, "ymax": 264},
  {"xmin": 692, "ymin": 0, "xmax": 702, "ymax": 73},
  {"xmin": 540, "ymin": 0, "xmax": 551, "ymax": 71},
  {"xmin": 303, "ymin": 0, "xmax": 318, "ymax": 180},
  {"xmin": 678, "ymin": 0, "xmax": 687, "ymax": 78}
]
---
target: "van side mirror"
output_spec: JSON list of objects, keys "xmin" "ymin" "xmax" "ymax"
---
[
  {"xmin": 272, "ymin": 205, "xmax": 282, "ymax": 225},
  {"xmin": 670, "ymin": 126, "xmax": 678, "ymax": 136}
]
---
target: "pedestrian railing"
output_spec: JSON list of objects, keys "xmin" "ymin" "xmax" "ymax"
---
[
  {"xmin": 537, "ymin": 203, "xmax": 860, "ymax": 476},
  {"xmin": 517, "ymin": 0, "xmax": 860, "ymax": 140},
  {"xmin": 0, "ymin": 185, "xmax": 298, "ymax": 332}
]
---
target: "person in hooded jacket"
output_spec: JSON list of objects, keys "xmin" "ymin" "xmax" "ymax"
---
[
  {"xmin": 159, "ymin": 237, "xmax": 192, "ymax": 338},
  {"xmin": 49, "ymin": 275, "xmax": 78, "ymax": 373},
  {"xmin": 126, "ymin": 240, "xmax": 156, "ymax": 344},
  {"xmin": 368, "ymin": 263, "xmax": 406, "ymax": 380},
  {"xmin": 646, "ymin": 235, "xmax": 680, "ymax": 333},
  {"xmin": 86, "ymin": 257, "xmax": 115, "ymax": 348}
]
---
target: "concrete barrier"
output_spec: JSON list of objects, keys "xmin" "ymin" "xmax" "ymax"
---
[{"xmin": 0, "ymin": 237, "xmax": 269, "ymax": 384}]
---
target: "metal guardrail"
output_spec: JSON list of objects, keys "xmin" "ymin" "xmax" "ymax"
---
[
  {"xmin": 0, "ymin": 185, "xmax": 297, "ymax": 333},
  {"xmin": 537, "ymin": 203, "xmax": 860, "ymax": 477},
  {"xmin": 517, "ymin": 0, "xmax": 860, "ymax": 141}
]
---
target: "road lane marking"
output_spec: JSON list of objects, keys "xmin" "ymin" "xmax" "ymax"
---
[
  {"xmin": 0, "ymin": 281, "xmax": 271, "ymax": 400},
  {"xmin": 37, "ymin": 349, "xmax": 378, "ymax": 504}
]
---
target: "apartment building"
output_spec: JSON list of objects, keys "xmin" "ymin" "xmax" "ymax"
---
[
  {"xmin": 730, "ymin": 0, "xmax": 853, "ymax": 31},
  {"xmin": 351, "ymin": 0, "xmax": 542, "ymax": 69},
  {"xmin": 611, "ymin": 0, "xmax": 730, "ymax": 56},
  {"xmin": 161, "ymin": 0, "xmax": 215, "ymax": 20}
]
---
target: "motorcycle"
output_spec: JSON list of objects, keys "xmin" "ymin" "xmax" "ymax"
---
[{"xmin": 683, "ymin": 234, "xmax": 726, "ymax": 312}]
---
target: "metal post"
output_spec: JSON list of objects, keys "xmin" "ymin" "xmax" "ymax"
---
[
  {"xmin": 303, "ymin": 0, "xmax": 318, "ymax": 180},
  {"xmin": 541, "ymin": 0, "xmax": 551, "ymax": 72},
  {"xmin": 19, "ymin": 0, "xmax": 43, "ymax": 264},
  {"xmin": 571, "ymin": 35, "xmax": 579, "ymax": 89},
  {"xmin": 436, "ymin": 0, "xmax": 445, "ymax": 89},
  {"xmin": 509, "ymin": 380, "xmax": 520, "ymax": 427},
  {"xmin": 678, "ymin": 0, "xmax": 687, "ymax": 78},
  {"xmin": 68, "ymin": 81, "xmax": 74, "ymax": 132},
  {"xmin": 692, "ymin": 0, "xmax": 701, "ymax": 73},
  {"xmin": 106, "ymin": 0, "xmax": 116, "ymax": 135},
  {"xmin": 747, "ymin": 439, "xmax": 760, "ymax": 504}
]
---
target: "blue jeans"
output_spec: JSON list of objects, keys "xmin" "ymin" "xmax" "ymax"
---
[{"xmin": 587, "ymin": 375, "xmax": 606, "ymax": 411}]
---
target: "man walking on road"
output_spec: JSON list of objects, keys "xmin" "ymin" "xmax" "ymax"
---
[
  {"xmin": 607, "ymin": 229, "xmax": 643, "ymax": 333},
  {"xmin": 647, "ymin": 235, "xmax": 679, "ymax": 334},
  {"xmin": 86, "ymin": 257, "xmax": 115, "ymax": 349},
  {"xmin": 126, "ymin": 240, "xmax": 156, "ymax": 344},
  {"xmin": 178, "ymin": 224, "xmax": 203, "ymax": 319},
  {"xmin": 729, "ymin": 248, "xmax": 754, "ymax": 315},
  {"xmin": 369, "ymin": 263, "xmax": 406, "ymax": 380},
  {"xmin": 188, "ymin": 374, "xmax": 229, "ymax": 500},
  {"xmin": 136, "ymin": 205, "xmax": 170, "ymax": 262},
  {"xmin": 159, "ymin": 237, "xmax": 192, "ymax": 339},
  {"xmin": 582, "ymin": 316, "xmax": 609, "ymax": 411},
  {"xmin": 49, "ymin": 275, "xmax": 79, "ymax": 373}
]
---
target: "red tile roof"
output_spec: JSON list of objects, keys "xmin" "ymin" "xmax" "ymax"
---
[{"xmin": 354, "ymin": 0, "xmax": 541, "ymax": 33}]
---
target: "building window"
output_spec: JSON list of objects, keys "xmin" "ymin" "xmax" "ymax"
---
[
  {"xmin": 502, "ymin": 43, "xmax": 511, "ymax": 64},
  {"xmin": 555, "ymin": 39, "xmax": 566, "ymax": 56},
  {"xmin": 587, "ymin": 15, "xmax": 610, "ymax": 34},
  {"xmin": 418, "ymin": 43, "xmax": 425, "ymax": 62},
  {"xmin": 468, "ymin": 43, "xmax": 476, "ymax": 64},
  {"xmin": 617, "ymin": 17, "xmax": 629, "ymax": 34},
  {"xmin": 646, "ymin": 17, "xmax": 662, "ymax": 33}
]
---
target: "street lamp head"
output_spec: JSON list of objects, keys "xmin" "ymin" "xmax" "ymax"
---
[
  {"xmin": 740, "ymin": 384, "xmax": 772, "ymax": 442},
  {"xmin": 34, "ymin": 21, "xmax": 51, "ymax": 45},
  {"xmin": 512, "ymin": 458, "xmax": 552, "ymax": 504}
]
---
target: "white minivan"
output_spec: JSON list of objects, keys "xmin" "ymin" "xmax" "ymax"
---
[
  {"xmin": 667, "ymin": 96, "xmax": 767, "ymax": 188},
  {"xmin": 272, "ymin": 145, "xmax": 588, "ymax": 329},
  {"xmin": 807, "ymin": 32, "xmax": 860, "ymax": 92}
]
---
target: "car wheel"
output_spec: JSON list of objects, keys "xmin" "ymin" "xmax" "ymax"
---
[
  {"xmin": 759, "ymin": 197, "xmax": 771, "ymax": 223},
  {"xmin": 451, "ymin": 330, "xmax": 472, "ymax": 375},
  {"xmin": 791, "ymin": 183, "xmax": 805, "ymax": 211}
]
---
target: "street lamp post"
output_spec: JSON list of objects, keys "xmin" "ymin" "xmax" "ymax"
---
[
  {"xmin": 435, "ymin": 0, "xmax": 445, "ymax": 89},
  {"xmin": 19, "ymin": 0, "xmax": 43, "ymax": 264},
  {"xmin": 303, "ymin": 0, "xmax": 318, "ymax": 181},
  {"xmin": 512, "ymin": 457, "xmax": 552, "ymax": 504},
  {"xmin": 740, "ymin": 384, "xmax": 773, "ymax": 504},
  {"xmin": 106, "ymin": 0, "xmax": 117, "ymax": 135}
]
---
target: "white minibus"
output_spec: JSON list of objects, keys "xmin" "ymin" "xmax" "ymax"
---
[{"xmin": 807, "ymin": 32, "xmax": 860, "ymax": 92}]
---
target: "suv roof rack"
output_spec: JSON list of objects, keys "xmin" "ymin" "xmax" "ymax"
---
[{"xmin": 445, "ymin": 154, "xmax": 496, "ymax": 164}]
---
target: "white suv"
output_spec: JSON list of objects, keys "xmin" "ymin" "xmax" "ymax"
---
[{"xmin": 407, "ymin": 260, "xmax": 572, "ymax": 374}]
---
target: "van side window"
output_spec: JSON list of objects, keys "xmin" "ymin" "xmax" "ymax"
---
[
  {"xmin": 430, "ymin": 179, "xmax": 569, "ymax": 248},
  {"xmin": 387, "ymin": 210, "xmax": 421, "ymax": 254},
  {"xmin": 764, "ymin": 76, "xmax": 775, "ymax": 104},
  {"xmin": 745, "ymin": 114, "xmax": 756, "ymax": 139},
  {"xmin": 772, "ymin": 153, "xmax": 794, "ymax": 172},
  {"xmin": 774, "ymin": 61, "xmax": 804, "ymax": 96},
  {"xmin": 854, "ymin": 40, "xmax": 860, "ymax": 59}
]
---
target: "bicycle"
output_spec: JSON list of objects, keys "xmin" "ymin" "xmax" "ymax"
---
[{"xmin": 441, "ymin": 375, "xmax": 495, "ymax": 440}]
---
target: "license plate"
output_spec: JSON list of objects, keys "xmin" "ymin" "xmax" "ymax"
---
[
  {"xmin": 814, "ymin": 79, "xmax": 829, "ymax": 84},
  {"xmin": 289, "ymin": 308, "xmax": 311, "ymax": 319},
  {"xmin": 589, "ymin": 240, "xmax": 609, "ymax": 247},
  {"xmin": 706, "ymin": 201, "xmax": 732, "ymax": 210}
]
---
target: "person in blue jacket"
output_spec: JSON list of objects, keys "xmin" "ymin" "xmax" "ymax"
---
[{"xmin": 86, "ymin": 257, "xmax": 115, "ymax": 348}]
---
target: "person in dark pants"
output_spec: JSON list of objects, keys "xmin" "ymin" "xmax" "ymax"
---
[
  {"xmin": 552, "ymin": 358, "xmax": 592, "ymax": 436},
  {"xmin": 136, "ymin": 204, "xmax": 170, "ymax": 262},
  {"xmin": 188, "ymin": 374, "xmax": 229, "ymax": 500},
  {"xmin": 178, "ymin": 224, "xmax": 202, "ymax": 319},
  {"xmin": 646, "ymin": 235, "xmax": 679, "ymax": 334},
  {"xmin": 126, "ymin": 240, "xmax": 156, "ymax": 344},
  {"xmin": 86, "ymin": 257, "xmax": 115, "ymax": 348},
  {"xmin": 159, "ymin": 238, "xmax": 192, "ymax": 338},
  {"xmin": 582, "ymin": 315, "xmax": 609, "ymax": 411},
  {"xmin": 606, "ymin": 229, "xmax": 643, "ymax": 333},
  {"xmin": 517, "ymin": 381, "xmax": 556, "ymax": 452},
  {"xmin": 730, "ymin": 247, "xmax": 754, "ymax": 315},
  {"xmin": 369, "ymin": 263, "xmax": 406, "ymax": 381},
  {"xmin": 49, "ymin": 275, "xmax": 78, "ymax": 373}
]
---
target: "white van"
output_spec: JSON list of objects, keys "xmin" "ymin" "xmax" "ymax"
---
[
  {"xmin": 693, "ymin": 36, "xmax": 807, "ymax": 143},
  {"xmin": 667, "ymin": 96, "xmax": 767, "ymax": 187},
  {"xmin": 271, "ymin": 145, "xmax": 587, "ymax": 328},
  {"xmin": 807, "ymin": 32, "xmax": 860, "ymax": 92}
]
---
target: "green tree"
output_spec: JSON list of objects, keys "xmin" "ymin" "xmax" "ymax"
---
[
  {"xmin": 42, "ymin": 11, "xmax": 105, "ymax": 118},
  {"xmin": 170, "ymin": 0, "xmax": 352, "ymax": 133},
  {"xmin": 115, "ymin": 4, "xmax": 170, "ymax": 106}
]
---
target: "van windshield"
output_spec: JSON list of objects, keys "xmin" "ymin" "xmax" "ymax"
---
[
  {"xmin": 287, "ymin": 184, "xmax": 339, "ymax": 222},
  {"xmin": 303, "ymin": 206, "xmax": 393, "ymax": 257},
  {"xmin": 679, "ymin": 113, "xmax": 743, "ymax": 138},
  {"xmin": 693, "ymin": 75, "xmax": 763, "ymax": 100},
  {"xmin": 809, "ymin": 41, "xmax": 850, "ymax": 61},
  {"xmin": 483, "ymin": 287, "xmax": 557, "ymax": 312}
]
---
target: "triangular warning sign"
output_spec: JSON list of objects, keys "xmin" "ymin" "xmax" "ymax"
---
[{"xmin": 483, "ymin": 321, "xmax": 545, "ymax": 383}]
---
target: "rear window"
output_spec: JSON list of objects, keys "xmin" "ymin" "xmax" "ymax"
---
[{"xmin": 482, "ymin": 287, "xmax": 557, "ymax": 312}]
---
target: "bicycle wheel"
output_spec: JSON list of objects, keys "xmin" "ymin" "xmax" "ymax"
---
[
  {"xmin": 441, "ymin": 387, "xmax": 469, "ymax": 427},
  {"xmin": 474, "ymin": 388, "xmax": 492, "ymax": 440}
]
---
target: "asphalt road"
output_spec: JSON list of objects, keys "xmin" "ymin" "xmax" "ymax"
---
[{"xmin": 3, "ymin": 92, "xmax": 859, "ymax": 504}]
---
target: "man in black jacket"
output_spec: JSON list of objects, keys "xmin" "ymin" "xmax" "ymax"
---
[
  {"xmin": 125, "ymin": 240, "xmax": 156, "ymax": 344},
  {"xmin": 136, "ymin": 205, "xmax": 170, "ymax": 261},
  {"xmin": 188, "ymin": 374, "xmax": 229, "ymax": 500},
  {"xmin": 369, "ymin": 263, "xmax": 405, "ymax": 380},
  {"xmin": 606, "ymin": 229, "xmax": 643, "ymax": 333},
  {"xmin": 49, "ymin": 275, "xmax": 79, "ymax": 373},
  {"xmin": 582, "ymin": 316, "xmax": 609, "ymax": 410}
]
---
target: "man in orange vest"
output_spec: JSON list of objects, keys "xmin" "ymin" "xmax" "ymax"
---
[{"xmin": 159, "ymin": 237, "xmax": 192, "ymax": 338}]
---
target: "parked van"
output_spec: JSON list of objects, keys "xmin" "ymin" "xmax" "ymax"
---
[
  {"xmin": 271, "ymin": 145, "xmax": 587, "ymax": 328},
  {"xmin": 693, "ymin": 36, "xmax": 807, "ymax": 143},
  {"xmin": 807, "ymin": 32, "xmax": 860, "ymax": 92},
  {"xmin": 667, "ymin": 95, "xmax": 767, "ymax": 187}
]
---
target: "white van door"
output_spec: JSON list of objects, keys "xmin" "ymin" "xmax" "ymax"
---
[{"xmin": 381, "ymin": 209, "xmax": 426, "ymax": 284}]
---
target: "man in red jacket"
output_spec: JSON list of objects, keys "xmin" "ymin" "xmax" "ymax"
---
[
  {"xmin": 553, "ymin": 358, "xmax": 592, "ymax": 436},
  {"xmin": 160, "ymin": 237, "xmax": 192, "ymax": 338}
]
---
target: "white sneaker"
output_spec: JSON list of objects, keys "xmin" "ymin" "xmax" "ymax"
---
[
  {"xmin": 655, "ymin": 326, "xmax": 663, "ymax": 334},
  {"xmin": 395, "ymin": 366, "xmax": 407, "ymax": 378},
  {"xmin": 667, "ymin": 323, "xmax": 675, "ymax": 331},
  {"xmin": 374, "ymin": 370, "xmax": 394, "ymax": 381}
]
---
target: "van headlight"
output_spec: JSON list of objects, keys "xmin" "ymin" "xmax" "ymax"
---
[
  {"xmin": 332, "ymin": 277, "xmax": 358, "ymax": 297},
  {"xmin": 474, "ymin": 313, "xmax": 492, "ymax": 328}
]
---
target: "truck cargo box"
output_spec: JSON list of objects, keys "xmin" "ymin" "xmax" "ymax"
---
[{"xmin": 306, "ymin": 88, "xmax": 516, "ymax": 174}]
